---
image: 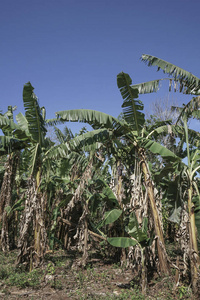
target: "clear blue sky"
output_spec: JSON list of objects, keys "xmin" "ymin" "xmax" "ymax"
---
[{"xmin": 1, "ymin": 0, "xmax": 199, "ymax": 133}]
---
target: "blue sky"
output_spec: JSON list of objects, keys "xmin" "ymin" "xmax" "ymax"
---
[{"xmin": 1, "ymin": 0, "xmax": 200, "ymax": 133}]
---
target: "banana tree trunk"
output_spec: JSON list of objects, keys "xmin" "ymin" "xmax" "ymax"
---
[
  {"xmin": 139, "ymin": 150, "xmax": 170, "ymax": 275},
  {"xmin": 17, "ymin": 178, "xmax": 36, "ymax": 266},
  {"xmin": 116, "ymin": 161, "xmax": 123, "ymax": 208},
  {"xmin": 81, "ymin": 203, "xmax": 89, "ymax": 266},
  {"xmin": 33, "ymin": 169, "xmax": 47, "ymax": 268},
  {"xmin": 33, "ymin": 192, "xmax": 47, "ymax": 268},
  {"xmin": 17, "ymin": 177, "xmax": 47, "ymax": 269},
  {"xmin": 64, "ymin": 159, "xmax": 93, "ymax": 263},
  {"xmin": 0, "ymin": 153, "xmax": 19, "ymax": 251},
  {"xmin": 116, "ymin": 162, "xmax": 127, "ymax": 265},
  {"xmin": 141, "ymin": 247, "xmax": 147, "ymax": 295},
  {"xmin": 187, "ymin": 185, "xmax": 200, "ymax": 293}
]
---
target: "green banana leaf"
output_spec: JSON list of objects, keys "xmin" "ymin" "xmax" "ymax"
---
[
  {"xmin": 131, "ymin": 79, "xmax": 161, "ymax": 94},
  {"xmin": 141, "ymin": 138, "xmax": 181, "ymax": 162},
  {"xmin": 103, "ymin": 209, "xmax": 122, "ymax": 225},
  {"xmin": 107, "ymin": 237, "xmax": 138, "ymax": 248},
  {"xmin": 53, "ymin": 109, "xmax": 129, "ymax": 137},
  {"xmin": 141, "ymin": 54, "xmax": 200, "ymax": 95},
  {"xmin": 128, "ymin": 212, "xmax": 148, "ymax": 243},
  {"xmin": 0, "ymin": 115, "xmax": 19, "ymax": 132},
  {"xmin": 44, "ymin": 129, "xmax": 113, "ymax": 160},
  {"xmin": 23, "ymin": 82, "xmax": 47, "ymax": 146},
  {"xmin": 0, "ymin": 136, "xmax": 26, "ymax": 154},
  {"xmin": 117, "ymin": 72, "xmax": 145, "ymax": 133}
]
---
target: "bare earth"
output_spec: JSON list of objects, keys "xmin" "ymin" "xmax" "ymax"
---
[{"xmin": 0, "ymin": 250, "xmax": 198, "ymax": 300}]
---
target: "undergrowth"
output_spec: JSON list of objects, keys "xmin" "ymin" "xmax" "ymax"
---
[{"xmin": 0, "ymin": 250, "xmax": 197, "ymax": 299}]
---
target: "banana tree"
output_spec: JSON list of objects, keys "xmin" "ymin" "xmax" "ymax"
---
[
  {"xmin": 14, "ymin": 84, "xmax": 49, "ymax": 268},
  {"xmin": 44, "ymin": 124, "xmax": 113, "ymax": 264},
  {"xmin": 171, "ymin": 106, "xmax": 200, "ymax": 292},
  {"xmin": 117, "ymin": 72, "xmax": 176, "ymax": 275},
  {"xmin": 0, "ymin": 106, "xmax": 23, "ymax": 252},
  {"xmin": 0, "ymin": 83, "xmax": 49, "ymax": 268},
  {"xmin": 132, "ymin": 54, "xmax": 200, "ymax": 292},
  {"xmin": 106, "ymin": 211, "xmax": 149, "ymax": 294},
  {"xmin": 50, "ymin": 72, "xmax": 182, "ymax": 275}
]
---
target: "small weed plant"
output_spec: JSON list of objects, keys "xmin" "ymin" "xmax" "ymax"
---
[{"xmin": 8, "ymin": 269, "xmax": 41, "ymax": 289}]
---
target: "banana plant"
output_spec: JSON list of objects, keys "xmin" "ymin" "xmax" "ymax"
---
[
  {"xmin": 0, "ymin": 83, "xmax": 50, "ymax": 268},
  {"xmin": 105, "ymin": 210, "xmax": 149, "ymax": 294},
  {"xmin": 44, "ymin": 125, "xmax": 115, "ymax": 263},
  {"xmin": 50, "ymin": 72, "xmax": 183, "ymax": 275},
  {"xmin": 171, "ymin": 107, "xmax": 200, "ymax": 292},
  {"xmin": 131, "ymin": 54, "xmax": 200, "ymax": 292},
  {"xmin": 0, "ymin": 106, "xmax": 22, "ymax": 252},
  {"xmin": 117, "ymin": 72, "xmax": 176, "ymax": 275},
  {"xmin": 15, "ymin": 83, "xmax": 49, "ymax": 269}
]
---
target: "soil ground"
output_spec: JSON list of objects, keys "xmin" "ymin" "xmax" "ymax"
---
[{"xmin": 0, "ymin": 249, "xmax": 198, "ymax": 300}]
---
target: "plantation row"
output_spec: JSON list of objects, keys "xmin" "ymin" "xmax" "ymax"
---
[{"xmin": 1, "ymin": 54, "xmax": 200, "ymax": 296}]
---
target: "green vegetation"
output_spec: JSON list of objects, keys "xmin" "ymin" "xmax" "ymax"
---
[{"xmin": 1, "ymin": 54, "xmax": 200, "ymax": 298}]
